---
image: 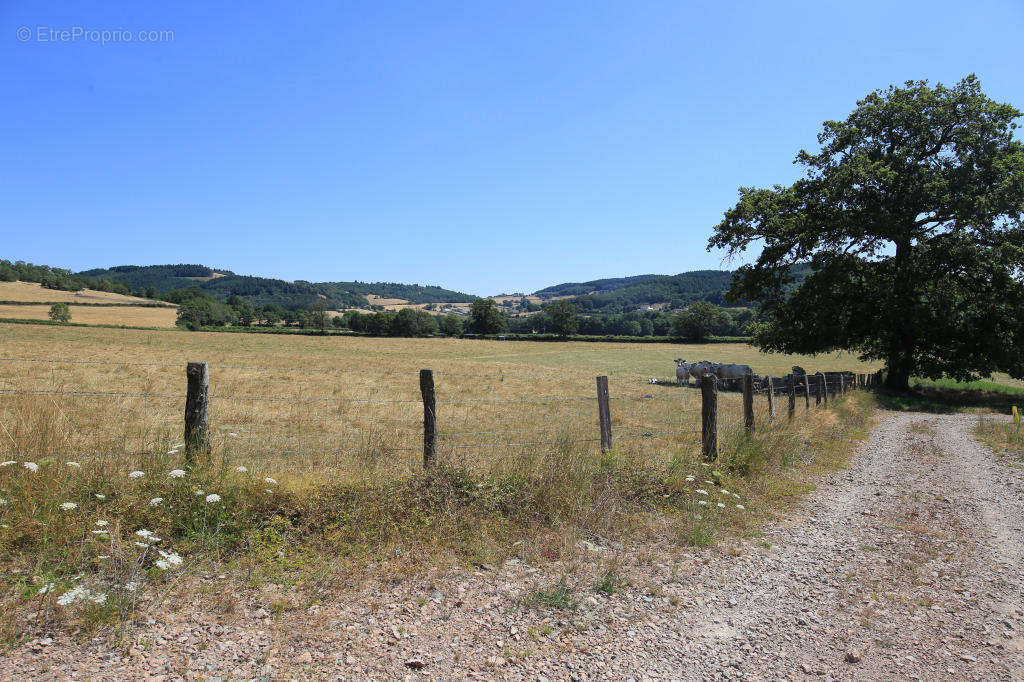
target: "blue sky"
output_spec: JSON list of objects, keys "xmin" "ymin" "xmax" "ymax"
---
[{"xmin": 2, "ymin": 1, "xmax": 1022, "ymax": 295}]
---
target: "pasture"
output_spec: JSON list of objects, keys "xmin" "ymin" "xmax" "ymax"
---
[
  {"xmin": 0, "ymin": 323, "xmax": 878, "ymax": 485},
  {"xmin": 0, "ymin": 304, "xmax": 178, "ymax": 328},
  {"xmin": 0, "ymin": 281, "xmax": 154, "ymax": 304}
]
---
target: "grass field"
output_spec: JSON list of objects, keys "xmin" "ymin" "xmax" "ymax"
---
[
  {"xmin": 0, "ymin": 323, "xmax": 878, "ymax": 480},
  {"xmin": 0, "ymin": 321, "xmax": 876, "ymax": 637},
  {"xmin": 0, "ymin": 304, "xmax": 178, "ymax": 328},
  {"xmin": 0, "ymin": 282, "xmax": 155, "ymax": 304}
]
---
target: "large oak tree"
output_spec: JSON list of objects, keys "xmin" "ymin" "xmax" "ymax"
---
[{"xmin": 709, "ymin": 76, "xmax": 1024, "ymax": 390}]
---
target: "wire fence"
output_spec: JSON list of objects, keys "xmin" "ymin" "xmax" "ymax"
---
[{"xmin": 0, "ymin": 356, "xmax": 878, "ymax": 477}]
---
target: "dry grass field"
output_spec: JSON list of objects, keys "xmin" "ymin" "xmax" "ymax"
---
[
  {"xmin": 0, "ymin": 282, "xmax": 154, "ymax": 304},
  {"xmin": 0, "ymin": 321, "xmax": 876, "ymax": 639},
  {"xmin": 0, "ymin": 304, "xmax": 178, "ymax": 328},
  {"xmin": 0, "ymin": 323, "xmax": 877, "ymax": 482}
]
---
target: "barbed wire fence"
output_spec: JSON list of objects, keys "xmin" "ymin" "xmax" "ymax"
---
[{"xmin": 0, "ymin": 356, "xmax": 880, "ymax": 474}]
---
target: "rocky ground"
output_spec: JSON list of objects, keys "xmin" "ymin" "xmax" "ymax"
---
[{"xmin": 4, "ymin": 411, "xmax": 1024, "ymax": 680}]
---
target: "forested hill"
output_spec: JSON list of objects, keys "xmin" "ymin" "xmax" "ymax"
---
[
  {"xmin": 75, "ymin": 264, "xmax": 477, "ymax": 310},
  {"xmin": 535, "ymin": 270, "xmax": 738, "ymax": 313}
]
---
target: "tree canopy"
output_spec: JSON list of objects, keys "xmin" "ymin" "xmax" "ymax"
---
[{"xmin": 709, "ymin": 76, "xmax": 1024, "ymax": 390}]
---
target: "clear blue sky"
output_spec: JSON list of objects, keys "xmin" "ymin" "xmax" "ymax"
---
[{"xmin": 3, "ymin": 1, "xmax": 1022, "ymax": 295}]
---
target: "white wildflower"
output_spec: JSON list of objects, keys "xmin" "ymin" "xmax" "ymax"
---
[
  {"xmin": 167, "ymin": 450, "xmax": 178, "ymax": 455},
  {"xmin": 128, "ymin": 470, "xmax": 145, "ymax": 479},
  {"xmin": 158, "ymin": 550, "xmax": 183, "ymax": 566},
  {"xmin": 720, "ymin": 489, "xmax": 729, "ymax": 495},
  {"xmin": 264, "ymin": 478, "xmax": 277, "ymax": 485},
  {"xmin": 168, "ymin": 469, "xmax": 186, "ymax": 479},
  {"xmin": 57, "ymin": 585, "xmax": 87, "ymax": 606},
  {"xmin": 205, "ymin": 493, "xmax": 221, "ymax": 504},
  {"xmin": 89, "ymin": 592, "xmax": 107, "ymax": 604},
  {"xmin": 173, "ymin": 443, "xmax": 184, "ymax": 448},
  {"xmin": 732, "ymin": 492, "xmax": 740, "ymax": 499},
  {"xmin": 24, "ymin": 462, "xmax": 39, "ymax": 473},
  {"xmin": 149, "ymin": 497, "xmax": 163, "ymax": 506},
  {"xmin": 123, "ymin": 581, "xmax": 138, "ymax": 591},
  {"xmin": 195, "ymin": 489, "xmax": 204, "ymax": 496},
  {"xmin": 66, "ymin": 462, "xmax": 81, "ymax": 468},
  {"xmin": 97, "ymin": 555, "xmax": 110, "ymax": 560},
  {"xmin": 704, "ymin": 480, "xmax": 714, "ymax": 485},
  {"xmin": 717, "ymin": 502, "xmax": 726, "ymax": 508},
  {"xmin": 0, "ymin": 460, "xmax": 16, "ymax": 467},
  {"xmin": 0, "ymin": 498, "xmax": 6, "ymax": 506},
  {"xmin": 234, "ymin": 465, "xmax": 247, "ymax": 473},
  {"xmin": 95, "ymin": 520, "xmax": 108, "ymax": 526},
  {"xmin": 91, "ymin": 529, "xmax": 109, "ymax": 535},
  {"xmin": 134, "ymin": 542, "xmax": 149, "ymax": 548},
  {"xmin": 135, "ymin": 529, "xmax": 160, "ymax": 543},
  {"xmin": 155, "ymin": 559, "xmax": 171, "ymax": 570},
  {"xmin": 95, "ymin": 493, "xmax": 106, "ymax": 500},
  {"xmin": 264, "ymin": 489, "xmax": 274, "ymax": 494},
  {"xmin": 59, "ymin": 502, "xmax": 78, "ymax": 511},
  {"xmin": 228, "ymin": 433, "xmax": 238, "ymax": 438},
  {"xmin": 695, "ymin": 489, "xmax": 709, "ymax": 496},
  {"xmin": 697, "ymin": 500, "xmax": 708, "ymax": 506},
  {"xmin": 38, "ymin": 582, "xmax": 55, "ymax": 595},
  {"xmin": 684, "ymin": 475, "xmax": 695, "ymax": 482},
  {"xmin": 736, "ymin": 504, "xmax": 745, "ymax": 510},
  {"xmin": 701, "ymin": 462, "xmax": 710, "ymax": 467}
]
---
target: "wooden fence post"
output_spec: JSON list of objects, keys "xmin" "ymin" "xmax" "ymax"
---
[
  {"xmin": 786, "ymin": 374, "xmax": 796, "ymax": 419},
  {"xmin": 742, "ymin": 373, "xmax": 754, "ymax": 434},
  {"xmin": 420, "ymin": 369, "xmax": 437, "ymax": 469},
  {"xmin": 184, "ymin": 362, "xmax": 211, "ymax": 461},
  {"xmin": 701, "ymin": 374, "xmax": 718, "ymax": 462},
  {"xmin": 822, "ymin": 373, "xmax": 829, "ymax": 407},
  {"xmin": 766, "ymin": 376, "xmax": 776, "ymax": 421},
  {"xmin": 815, "ymin": 372, "xmax": 823, "ymax": 407},
  {"xmin": 803, "ymin": 375, "xmax": 810, "ymax": 410},
  {"xmin": 839, "ymin": 374, "xmax": 845, "ymax": 395},
  {"xmin": 596, "ymin": 375, "xmax": 612, "ymax": 454}
]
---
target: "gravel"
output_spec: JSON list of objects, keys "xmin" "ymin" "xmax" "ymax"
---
[{"xmin": 4, "ymin": 410, "xmax": 1023, "ymax": 680}]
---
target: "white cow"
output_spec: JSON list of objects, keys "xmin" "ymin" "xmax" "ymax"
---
[
  {"xmin": 675, "ymin": 359, "xmax": 690, "ymax": 386},
  {"xmin": 688, "ymin": 361, "xmax": 720, "ymax": 385},
  {"xmin": 714, "ymin": 363, "xmax": 753, "ymax": 381}
]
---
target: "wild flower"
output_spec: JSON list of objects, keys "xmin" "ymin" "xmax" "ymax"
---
[
  {"xmin": 732, "ymin": 493, "xmax": 740, "ymax": 499},
  {"xmin": 95, "ymin": 520, "xmax": 108, "ymax": 526},
  {"xmin": 173, "ymin": 443, "xmax": 184, "ymax": 448},
  {"xmin": 195, "ymin": 489, "xmax": 204, "ymax": 496},
  {"xmin": 720, "ymin": 489, "xmax": 730, "ymax": 495},
  {"xmin": 128, "ymin": 471, "xmax": 145, "ymax": 479},
  {"xmin": 57, "ymin": 585, "xmax": 105, "ymax": 606},
  {"xmin": 697, "ymin": 500, "xmax": 708, "ymax": 506},
  {"xmin": 717, "ymin": 502, "xmax": 726, "ymax": 508},
  {"xmin": 59, "ymin": 502, "xmax": 78, "ymax": 511},
  {"xmin": 91, "ymin": 529, "xmax": 109, "ymax": 535},
  {"xmin": 205, "ymin": 493, "xmax": 221, "ymax": 503},
  {"xmin": 685, "ymin": 475, "xmax": 695, "ymax": 482},
  {"xmin": 24, "ymin": 462, "xmax": 39, "ymax": 473},
  {"xmin": 149, "ymin": 497, "xmax": 163, "ymax": 506},
  {"xmin": 0, "ymin": 460, "xmax": 16, "ymax": 467},
  {"xmin": 168, "ymin": 469, "xmax": 186, "ymax": 479},
  {"xmin": 265, "ymin": 478, "xmax": 277, "ymax": 485},
  {"xmin": 66, "ymin": 462, "xmax": 81, "ymax": 468},
  {"xmin": 135, "ymin": 529, "xmax": 160, "ymax": 543},
  {"xmin": 38, "ymin": 583, "xmax": 55, "ymax": 595},
  {"xmin": 133, "ymin": 542, "xmax": 149, "ymax": 548},
  {"xmin": 158, "ymin": 550, "xmax": 183, "ymax": 566},
  {"xmin": 0, "ymin": 498, "xmax": 6, "ymax": 505},
  {"xmin": 95, "ymin": 494, "xmax": 106, "ymax": 500},
  {"xmin": 234, "ymin": 465, "xmax": 248, "ymax": 473},
  {"xmin": 155, "ymin": 559, "xmax": 171, "ymax": 570},
  {"xmin": 97, "ymin": 555, "xmax": 110, "ymax": 560},
  {"xmin": 264, "ymin": 489, "xmax": 274, "ymax": 494},
  {"xmin": 695, "ymin": 489, "xmax": 709, "ymax": 496},
  {"xmin": 228, "ymin": 433, "xmax": 238, "ymax": 438},
  {"xmin": 166, "ymin": 450, "xmax": 177, "ymax": 455},
  {"xmin": 123, "ymin": 581, "xmax": 138, "ymax": 591},
  {"xmin": 736, "ymin": 504, "xmax": 745, "ymax": 510},
  {"xmin": 704, "ymin": 480, "xmax": 714, "ymax": 485}
]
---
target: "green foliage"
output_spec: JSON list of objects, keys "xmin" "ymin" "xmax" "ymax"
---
[
  {"xmin": 673, "ymin": 301, "xmax": 726, "ymax": 341},
  {"xmin": 47, "ymin": 303, "xmax": 71, "ymax": 323},
  {"xmin": 709, "ymin": 76, "xmax": 1024, "ymax": 391},
  {"xmin": 469, "ymin": 299, "xmax": 506, "ymax": 334},
  {"xmin": 535, "ymin": 271, "xmax": 740, "ymax": 313},
  {"xmin": 174, "ymin": 290, "xmax": 237, "ymax": 330},
  {"xmin": 544, "ymin": 299, "xmax": 578, "ymax": 337},
  {"xmin": 440, "ymin": 313, "xmax": 463, "ymax": 337}
]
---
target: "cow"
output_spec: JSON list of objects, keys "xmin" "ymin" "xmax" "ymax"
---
[
  {"xmin": 713, "ymin": 363, "xmax": 753, "ymax": 390},
  {"xmin": 675, "ymin": 359, "xmax": 690, "ymax": 386},
  {"xmin": 688, "ymin": 360, "xmax": 720, "ymax": 385}
]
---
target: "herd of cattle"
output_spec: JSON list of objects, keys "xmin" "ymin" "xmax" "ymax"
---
[{"xmin": 672, "ymin": 359, "xmax": 856, "ymax": 392}]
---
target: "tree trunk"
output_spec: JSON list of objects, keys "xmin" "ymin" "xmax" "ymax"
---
[{"xmin": 884, "ymin": 235, "xmax": 915, "ymax": 393}]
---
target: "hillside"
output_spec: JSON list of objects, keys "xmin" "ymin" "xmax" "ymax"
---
[
  {"xmin": 77, "ymin": 264, "xmax": 477, "ymax": 310},
  {"xmin": 535, "ymin": 270, "xmax": 738, "ymax": 313}
]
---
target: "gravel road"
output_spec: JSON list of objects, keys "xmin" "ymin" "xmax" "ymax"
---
[{"xmin": 5, "ymin": 410, "xmax": 1024, "ymax": 680}]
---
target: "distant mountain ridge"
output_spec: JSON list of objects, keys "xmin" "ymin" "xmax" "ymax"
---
[
  {"xmin": 535, "ymin": 270, "xmax": 739, "ymax": 313},
  {"xmin": 77, "ymin": 264, "xmax": 478, "ymax": 310}
]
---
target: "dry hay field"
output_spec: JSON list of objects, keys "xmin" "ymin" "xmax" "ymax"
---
[
  {"xmin": 0, "ymin": 322, "xmax": 878, "ymax": 487},
  {"xmin": 0, "ymin": 282, "xmax": 178, "ymax": 328},
  {"xmin": 0, "ymin": 281, "xmax": 153, "ymax": 304}
]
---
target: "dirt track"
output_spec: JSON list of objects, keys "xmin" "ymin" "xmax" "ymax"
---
[{"xmin": 4, "ymin": 411, "xmax": 1024, "ymax": 680}]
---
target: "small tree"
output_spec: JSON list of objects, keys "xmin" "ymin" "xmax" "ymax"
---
[
  {"xmin": 469, "ymin": 298, "xmax": 506, "ymax": 335},
  {"xmin": 48, "ymin": 302, "xmax": 71, "ymax": 323},
  {"xmin": 673, "ymin": 301, "xmax": 725, "ymax": 341},
  {"xmin": 440, "ymin": 313, "xmax": 463, "ymax": 337},
  {"xmin": 545, "ymin": 299, "xmax": 579, "ymax": 337}
]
